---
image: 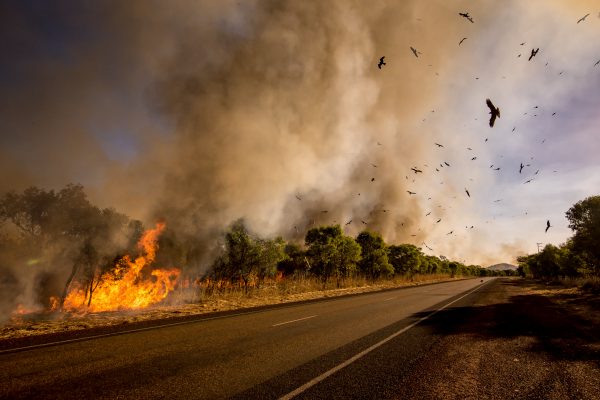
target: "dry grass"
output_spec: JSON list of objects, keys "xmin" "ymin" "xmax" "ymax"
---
[{"xmin": 2, "ymin": 273, "xmax": 458, "ymax": 340}]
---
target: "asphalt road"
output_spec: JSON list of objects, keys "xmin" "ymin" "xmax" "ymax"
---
[{"xmin": 1, "ymin": 278, "xmax": 496, "ymax": 399}]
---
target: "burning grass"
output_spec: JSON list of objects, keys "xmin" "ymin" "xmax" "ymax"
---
[{"xmin": 2, "ymin": 273, "xmax": 459, "ymax": 340}]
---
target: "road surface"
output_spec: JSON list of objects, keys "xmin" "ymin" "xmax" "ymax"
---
[{"xmin": 2, "ymin": 278, "xmax": 598, "ymax": 399}]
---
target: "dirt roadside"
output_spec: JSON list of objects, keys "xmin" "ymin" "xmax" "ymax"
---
[{"xmin": 393, "ymin": 278, "xmax": 600, "ymax": 400}]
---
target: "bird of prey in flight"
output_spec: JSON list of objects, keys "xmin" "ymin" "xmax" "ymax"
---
[
  {"xmin": 471, "ymin": 157, "xmax": 477, "ymax": 160},
  {"xmin": 595, "ymin": 60, "xmax": 600, "ymax": 66},
  {"xmin": 410, "ymin": 47, "xmax": 421, "ymax": 58},
  {"xmin": 519, "ymin": 163, "xmax": 524, "ymax": 173},
  {"xmin": 378, "ymin": 56, "xmax": 386, "ymax": 69},
  {"xmin": 577, "ymin": 13, "xmax": 590, "ymax": 23},
  {"xmin": 407, "ymin": 191, "xmax": 416, "ymax": 195},
  {"xmin": 486, "ymin": 98, "xmax": 500, "ymax": 127},
  {"xmin": 426, "ymin": 212, "xmax": 431, "ymax": 216},
  {"xmin": 411, "ymin": 167, "xmax": 423, "ymax": 174},
  {"xmin": 545, "ymin": 220, "xmax": 552, "ymax": 233},
  {"xmin": 528, "ymin": 48, "xmax": 539, "ymax": 61},
  {"xmin": 465, "ymin": 188, "xmax": 470, "ymax": 197},
  {"xmin": 444, "ymin": 161, "xmax": 450, "ymax": 166},
  {"xmin": 436, "ymin": 218, "xmax": 442, "ymax": 223},
  {"xmin": 371, "ymin": 178, "xmax": 375, "ymax": 182},
  {"xmin": 459, "ymin": 12, "xmax": 474, "ymax": 23},
  {"xmin": 446, "ymin": 231, "xmax": 454, "ymax": 235},
  {"xmin": 345, "ymin": 220, "xmax": 352, "ymax": 225},
  {"xmin": 435, "ymin": 142, "xmax": 444, "ymax": 147},
  {"xmin": 459, "ymin": 37, "xmax": 467, "ymax": 45}
]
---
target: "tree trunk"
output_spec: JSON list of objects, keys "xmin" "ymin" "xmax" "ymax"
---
[{"xmin": 60, "ymin": 262, "xmax": 80, "ymax": 309}]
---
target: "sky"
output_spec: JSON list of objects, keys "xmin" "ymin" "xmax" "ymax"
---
[{"xmin": 0, "ymin": 0, "xmax": 599, "ymax": 267}]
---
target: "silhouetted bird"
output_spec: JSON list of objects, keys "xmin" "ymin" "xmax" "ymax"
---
[
  {"xmin": 371, "ymin": 163, "xmax": 377, "ymax": 168},
  {"xmin": 361, "ymin": 220, "xmax": 367, "ymax": 225},
  {"xmin": 524, "ymin": 179, "xmax": 533, "ymax": 184},
  {"xmin": 459, "ymin": 12, "xmax": 474, "ymax": 23},
  {"xmin": 552, "ymin": 112, "xmax": 557, "ymax": 115},
  {"xmin": 471, "ymin": 157, "xmax": 477, "ymax": 160},
  {"xmin": 520, "ymin": 42, "xmax": 526, "ymax": 45},
  {"xmin": 410, "ymin": 47, "xmax": 421, "ymax": 58},
  {"xmin": 345, "ymin": 220, "xmax": 352, "ymax": 225},
  {"xmin": 444, "ymin": 161, "xmax": 450, "ymax": 166},
  {"xmin": 423, "ymin": 242, "xmax": 434, "ymax": 251},
  {"xmin": 411, "ymin": 167, "xmax": 423, "ymax": 174},
  {"xmin": 534, "ymin": 170, "xmax": 539, "ymax": 175},
  {"xmin": 528, "ymin": 48, "xmax": 539, "ymax": 61},
  {"xmin": 459, "ymin": 37, "xmax": 467, "ymax": 45},
  {"xmin": 467, "ymin": 147, "xmax": 472, "ymax": 150},
  {"xmin": 435, "ymin": 142, "xmax": 444, "ymax": 147},
  {"xmin": 426, "ymin": 212, "xmax": 431, "ymax": 216},
  {"xmin": 371, "ymin": 178, "xmax": 375, "ymax": 182},
  {"xmin": 485, "ymin": 138, "xmax": 488, "ymax": 142},
  {"xmin": 465, "ymin": 188, "xmax": 470, "ymax": 197},
  {"xmin": 595, "ymin": 60, "xmax": 600, "ymax": 66},
  {"xmin": 378, "ymin": 56, "xmax": 386, "ymax": 69},
  {"xmin": 447, "ymin": 231, "xmax": 454, "ymax": 235},
  {"xmin": 545, "ymin": 220, "xmax": 551, "ymax": 233},
  {"xmin": 577, "ymin": 13, "xmax": 590, "ymax": 23},
  {"xmin": 512, "ymin": 127, "xmax": 516, "ymax": 132},
  {"xmin": 494, "ymin": 167, "xmax": 501, "ymax": 171},
  {"xmin": 486, "ymin": 98, "xmax": 500, "ymax": 127},
  {"xmin": 519, "ymin": 163, "xmax": 524, "ymax": 173},
  {"xmin": 407, "ymin": 191, "xmax": 416, "ymax": 195},
  {"xmin": 295, "ymin": 195, "xmax": 302, "ymax": 200},
  {"xmin": 436, "ymin": 218, "xmax": 442, "ymax": 223}
]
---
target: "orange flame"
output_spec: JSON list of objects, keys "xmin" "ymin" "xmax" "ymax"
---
[{"xmin": 63, "ymin": 222, "xmax": 180, "ymax": 312}]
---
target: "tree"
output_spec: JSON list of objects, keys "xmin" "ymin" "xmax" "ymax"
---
[
  {"xmin": 222, "ymin": 219, "xmax": 260, "ymax": 291},
  {"xmin": 305, "ymin": 225, "xmax": 360, "ymax": 285},
  {"xmin": 255, "ymin": 237, "xmax": 286, "ymax": 288},
  {"xmin": 566, "ymin": 195, "xmax": 600, "ymax": 274},
  {"xmin": 388, "ymin": 244, "xmax": 422, "ymax": 276},
  {"xmin": 277, "ymin": 243, "xmax": 308, "ymax": 277},
  {"xmin": 356, "ymin": 231, "xmax": 393, "ymax": 279},
  {"xmin": 0, "ymin": 185, "xmax": 131, "ymax": 308}
]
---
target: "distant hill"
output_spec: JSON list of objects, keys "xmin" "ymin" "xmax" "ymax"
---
[{"xmin": 487, "ymin": 263, "xmax": 518, "ymax": 271}]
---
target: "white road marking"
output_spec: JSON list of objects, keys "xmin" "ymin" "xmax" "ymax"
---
[
  {"xmin": 272, "ymin": 315, "xmax": 317, "ymax": 327},
  {"xmin": 278, "ymin": 280, "xmax": 490, "ymax": 400}
]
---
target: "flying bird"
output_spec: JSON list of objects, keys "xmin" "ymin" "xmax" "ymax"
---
[
  {"xmin": 407, "ymin": 191, "xmax": 416, "ymax": 195},
  {"xmin": 345, "ymin": 219, "xmax": 353, "ymax": 225},
  {"xmin": 471, "ymin": 157, "xmax": 477, "ymax": 160},
  {"xmin": 410, "ymin": 46, "xmax": 421, "ymax": 58},
  {"xmin": 486, "ymin": 98, "xmax": 500, "ymax": 127},
  {"xmin": 435, "ymin": 142, "xmax": 444, "ymax": 147},
  {"xmin": 371, "ymin": 178, "xmax": 375, "ymax": 182},
  {"xmin": 459, "ymin": 37, "xmax": 467, "ymax": 46},
  {"xmin": 436, "ymin": 218, "xmax": 442, "ymax": 223},
  {"xmin": 577, "ymin": 13, "xmax": 590, "ymax": 23},
  {"xmin": 465, "ymin": 188, "xmax": 470, "ymax": 197},
  {"xmin": 425, "ymin": 212, "xmax": 431, "ymax": 216},
  {"xmin": 446, "ymin": 231, "xmax": 454, "ymax": 235},
  {"xmin": 378, "ymin": 56, "xmax": 386, "ymax": 69},
  {"xmin": 524, "ymin": 179, "xmax": 533, "ymax": 184},
  {"xmin": 423, "ymin": 242, "xmax": 434, "ymax": 251},
  {"xmin": 519, "ymin": 163, "xmax": 524, "ymax": 173},
  {"xmin": 494, "ymin": 167, "xmax": 501, "ymax": 171},
  {"xmin": 528, "ymin": 48, "xmax": 539, "ymax": 61},
  {"xmin": 411, "ymin": 167, "xmax": 423, "ymax": 174},
  {"xmin": 459, "ymin": 12, "xmax": 474, "ymax": 23},
  {"xmin": 594, "ymin": 60, "xmax": 600, "ymax": 66},
  {"xmin": 361, "ymin": 220, "xmax": 368, "ymax": 225},
  {"xmin": 295, "ymin": 195, "xmax": 302, "ymax": 200},
  {"xmin": 545, "ymin": 220, "xmax": 552, "ymax": 233},
  {"xmin": 444, "ymin": 161, "xmax": 450, "ymax": 166}
]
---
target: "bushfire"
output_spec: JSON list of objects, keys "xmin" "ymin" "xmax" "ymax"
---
[{"xmin": 60, "ymin": 222, "xmax": 181, "ymax": 312}]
